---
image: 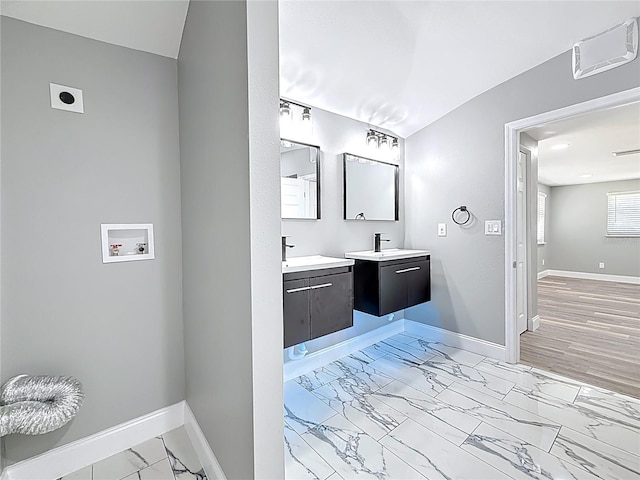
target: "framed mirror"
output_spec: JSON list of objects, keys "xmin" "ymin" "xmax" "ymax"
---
[
  {"xmin": 281, "ymin": 139, "xmax": 321, "ymax": 219},
  {"xmin": 343, "ymin": 153, "xmax": 399, "ymax": 221}
]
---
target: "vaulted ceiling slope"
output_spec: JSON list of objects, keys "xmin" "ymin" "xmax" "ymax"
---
[
  {"xmin": 0, "ymin": 0, "xmax": 189, "ymax": 59},
  {"xmin": 279, "ymin": 1, "xmax": 640, "ymax": 137},
  {"xmin": 2, "ymin": 1, "xmax": 639, "ymax": 138}
]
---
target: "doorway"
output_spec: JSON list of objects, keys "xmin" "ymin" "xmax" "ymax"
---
[{"xmin": 504, "ymin": 87, "xmax": 640, "ymax": 371}]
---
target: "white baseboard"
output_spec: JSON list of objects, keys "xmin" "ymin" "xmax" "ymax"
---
[
  {"xmin": 529, "ymin": 315, "xmax": 540, "ymax": 332},
  {"xmin": 403, "ymin": 320, "xmax": 506, "ymax": 361},
  {"xmin": 183, "ymin": 403, "xmax": 226, "ymax": 480},
  {"xmin": 538, "ymin": 270, "xmax": 550, "ymax": 279},
  {"xmin": 544, "ymin": 270, "xmax": 640, "ymax": 285},
  {"xmin": 1, "ymin": 402, "xmax": 185, "ymax": 480},
  {"xmin": 283, "ymin": 320, "xmax": 405, "ymax": 382}
]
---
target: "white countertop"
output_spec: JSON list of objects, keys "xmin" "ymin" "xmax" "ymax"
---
[
  {"xmin": 344, "ymin": 248, "xmax": 430, "ymax": 262},
  {"xmin": 282, "ymin": 255, "xmax": 355, "ymax": 274}
]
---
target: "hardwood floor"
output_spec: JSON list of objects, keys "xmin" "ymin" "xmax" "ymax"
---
[{"xmin": 520, "ymin": 275, "xmax": 640, "ymax": 399}]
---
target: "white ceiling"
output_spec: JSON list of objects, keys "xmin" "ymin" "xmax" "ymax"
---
[
  {"xmin": 1, "ymin": 1, "xmax": 638, "ymax": 137},
  {"xmin": 0, "ymin": 0, "xmax": 189, "ymax": 59},
  {"xmin": 279, "ymin": 1, "xmax": 640, "ymax": 137},
  {"xmin": 526, "ymin": 102, "xmax": 640, "ymax": 186}
]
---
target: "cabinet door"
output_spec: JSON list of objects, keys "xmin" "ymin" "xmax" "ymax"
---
[
  {"xmin": 379, "ymin": 264, "xmax": 409, "ymax": 316},
  {"xmin": 310, "ymin": 272, "xmax": 353, "ymax": 339},
  {"xmin": 283, "ymin": 279, "xmax": 310, "ymax": 348},
  {"xmin": 406, "ymin": 259, "xmax": 431, "ymax": 307}
]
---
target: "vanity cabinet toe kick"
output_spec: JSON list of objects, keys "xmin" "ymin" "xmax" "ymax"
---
[
  {"xmin": 283, "ymin": 266, "xmax": 354, "ymax": 349},
  {"xmin": 353, "ymin": 256, "xmax": 431, "ymax": 317}
]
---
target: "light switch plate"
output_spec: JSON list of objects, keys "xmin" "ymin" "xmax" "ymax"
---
[
  {"xmin": 438, "ymin": 223, "xmax": 447, "ymax": 237},
  {"xmin": 485, "ymin": 220, "xmax": 502, "ymax": 235},
  {"xmin": 50, "ymin": 83, "xmax": 84, "ymax": 113}
]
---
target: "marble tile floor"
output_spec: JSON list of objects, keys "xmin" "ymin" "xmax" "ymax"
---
[
  {"xmin": 284, "ymin": 331, "xmax": 640, "ymax": 480},
  {"xmin": 59, "ymin": 426, "xmax": 207, "ymax": 480}
]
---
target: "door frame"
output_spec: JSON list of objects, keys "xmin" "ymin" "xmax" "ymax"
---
[{"xmin": 503, "ymin": 87, "xmax": 640, "ymax": 363}]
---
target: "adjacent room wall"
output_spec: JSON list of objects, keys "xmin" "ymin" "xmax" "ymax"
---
[
  {"xmin": 1, "ymin": 17, "xmax": 184, "ymax": 464},
  {"xmin": 178, "ymin": 1, "xmax": 283, "ymax": 478},
  {"xmin": 548, "ymin": 179, "xmax": 640, "ymax": 277},
  {"xmin": 404, "ymin": 49, "xmax": 640, "ymax": 345},
  {"xmin": 538, "ymin": 183, "xmax": 552, "ymax": 273}
]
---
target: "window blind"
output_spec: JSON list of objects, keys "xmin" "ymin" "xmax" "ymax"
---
[
  {"xmin": 607, "ymin": 191, "xmax": 640, "ymax": 237},
  {"xmin": 537, "ymin": 192, "xmax": 546, "ymax": 244}
]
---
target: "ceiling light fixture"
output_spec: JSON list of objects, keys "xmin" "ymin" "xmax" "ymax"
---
[
  {"xmin": 365, "ymin": 129, "xmax": 400, "ymax": 160},
  {"xmin": 612, "ymin": 148, "xmax": 640, "ymax": 157},
  {"xmin": 551, "ymin": 143, "xmax": 571, "ymax": 150}
]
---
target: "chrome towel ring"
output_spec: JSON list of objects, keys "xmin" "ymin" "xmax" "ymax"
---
[{"xmin": 452, "ymin": 206, "xmax": 471, "ymax": 225}]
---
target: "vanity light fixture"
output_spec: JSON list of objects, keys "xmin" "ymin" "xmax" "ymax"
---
[
  {"xmin": 365, "ymin": 129, "xmax": 400, "ymax": 161},
  {"xmin": 280, "ymin": 98, "xmax": 313, "ymax": 138}
]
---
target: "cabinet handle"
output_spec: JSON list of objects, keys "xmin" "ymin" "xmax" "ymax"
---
[
  {"xmin": 286, "ymin": 286, "xmax": 311, "ymax": 293},
  {"xmin": 311, "ymin": 283, "xmax": 332, "ymax": 289},
  {"xmin": 395, "ymin": 266, "xmax": 421, "ymax": 274}
]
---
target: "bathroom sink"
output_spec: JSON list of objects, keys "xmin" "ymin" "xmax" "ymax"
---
[
  {"xmin": 344, "ymin": 248, "xmax": 430, "ymax": 262},
  {"xmin": 282, "ymin": 255, "xmax": 355, "ymax": 274}
]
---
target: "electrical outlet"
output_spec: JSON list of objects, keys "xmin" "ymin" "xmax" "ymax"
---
[
  {"xmin": 438, "ymin": 223, "xmax": 447, "ymax": 237},
  {"xmin": 599, "ymin": 262, "xmax": 605, "ymax": 269}
]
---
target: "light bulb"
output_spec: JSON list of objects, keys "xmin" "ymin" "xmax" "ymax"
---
[
  {"xmin": 279, "ymin": 101, "xmax": 291, "ymax": 119},
  {"xmin": 380, "ymin": 136, "xmax": 389, "ymax": 150},
  {"xmin": 279, "ymin": 101, "xmax": 292, "ymax": 135},
  {"xmin": 391, "ymin": 138, "xmax": 400, "ymax": 160},
  {"xmin": 366, "ymin": 130, "xmax": 378, "ymax": 149},
  {"xmin": 301, "ymin": 107, "xmax": 311, "ymax": 123}
]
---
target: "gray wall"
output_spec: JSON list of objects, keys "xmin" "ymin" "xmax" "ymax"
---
[
  {"xmin": 179, "ymin": 1, "xmax": 283, "ymax": 478},
  {"xmin": 404, "ymin": 49, "xmax": 640, "ymax": 345},
  {"xmin": 1, "ymin": 17, "xmax": 184, "ymax": 464},
  {"xmin": 548, "ymin": 179, "xmax": 640, "ymax": 276},
  {"xmin": 538, "ymin": 183, "xmax": 552, "ymax": 273},
  {"xmin": 282, "ymin": 106, "xmax": 406, "ymax": 257}
]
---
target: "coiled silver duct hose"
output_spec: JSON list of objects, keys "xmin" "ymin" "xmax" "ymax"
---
[{"xmin": 0, "ymin": 374, "xmax": 84, "ymax": 436}]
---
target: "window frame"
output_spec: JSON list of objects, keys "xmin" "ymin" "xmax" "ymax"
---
[
  {"xmin": 606, "ymin": 190, "xmax": 640, "ymax": 238},
  {"xmin": 537, "ymin": 191, "xmax": 547, "ymax": 245}
]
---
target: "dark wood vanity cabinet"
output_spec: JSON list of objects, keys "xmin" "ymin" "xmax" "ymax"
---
[
  {"xmin": 353, "ymin": 256, "xmax": 430, "ymax": 317},
  {"xmin": 283, "ymin": 266, "xmax": 353, "ymax": 348}
]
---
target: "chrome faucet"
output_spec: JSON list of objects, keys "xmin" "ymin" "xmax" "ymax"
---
[
  {"xmin": 282, "ymin": 236, "xmax": 295, "ymax": 261},
  {"xmin": 374, "ymin": 233, "xmax": 390, "ymax": 252}
]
